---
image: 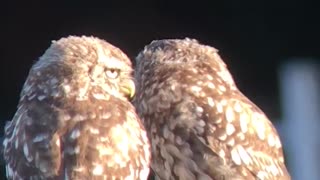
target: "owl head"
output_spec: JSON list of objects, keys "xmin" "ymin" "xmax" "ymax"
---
[
  {"xmin": 22, "ymin": 36, "xmax": 135, "ymax": 103},
  {"xmin": 134, "ymin": 38, "xmax": 236, "ymax": 92}
]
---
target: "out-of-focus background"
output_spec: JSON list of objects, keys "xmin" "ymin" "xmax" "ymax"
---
[{"xmin": 2, "ymin": 1, "xmax": 320, "ymax": 179}]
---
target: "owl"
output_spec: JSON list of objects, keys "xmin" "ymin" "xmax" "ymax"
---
[
  {"xmin": 3, "ymin": 36, "xmax": 151, "ymax": 180},
  {"xmin": 133, "ymin": 38, "xmax": 291, "ymax": 180}
]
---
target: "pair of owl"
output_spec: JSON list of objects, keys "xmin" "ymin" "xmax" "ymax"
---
[{"xmin": 3, "ymin": 36, "xmax": 291, "ymax": 180}]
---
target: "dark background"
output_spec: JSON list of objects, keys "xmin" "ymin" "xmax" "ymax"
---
[{"xmin": 1, "ymin": 0, "xmax": 319, "ymax": 178}]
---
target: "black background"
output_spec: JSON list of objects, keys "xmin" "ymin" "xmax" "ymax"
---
[{"xmin": 1, "ymin": 0, "xmax": 319, "ymax": 178}]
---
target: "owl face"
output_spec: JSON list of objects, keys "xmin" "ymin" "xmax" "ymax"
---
[{"xmin": 29, "ymin": 36, "xmax": 135, "ymax": 102}]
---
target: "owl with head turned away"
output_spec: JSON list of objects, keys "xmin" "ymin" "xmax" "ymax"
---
[
  {"xmin": 3, "ymin": 36, "xmax": 151, "ymax": 180},
  {"xmin": 133, "ymin": 38, "xmax": 291, "ymax": 180}
]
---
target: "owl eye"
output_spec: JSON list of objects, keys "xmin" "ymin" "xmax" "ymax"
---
[{"xmin": 106, "ymin": 68, "xmax": 120, "ymax": 79}]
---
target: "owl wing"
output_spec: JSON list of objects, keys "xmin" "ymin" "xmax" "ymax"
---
[
  {"xmin": 174, "ymin": 71, "xmax": 290, "ymax": 180},
  {"xmin": 202, "ymin": 94, "xmax": 290, "ymax": 180},
  {"xmin": 138, "ymin": 77, "xmax": 289, "ymax": 180},
  {"xmin": 3, "ymin": 100, "xmax": 63, "ymax": 179}
]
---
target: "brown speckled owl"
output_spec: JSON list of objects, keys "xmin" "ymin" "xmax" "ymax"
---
[
  {"xmin": 133, "ymin": 38, "xmax": 290, "ymax": 180},
  {"xmin": 3, "ymin": 36, "xmax": 151, "ymax": 180}
]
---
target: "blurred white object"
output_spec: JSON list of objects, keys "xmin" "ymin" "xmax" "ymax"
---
[{"xmin": 279, "ymin": 60, "xmax": 320, "ymax": 180}]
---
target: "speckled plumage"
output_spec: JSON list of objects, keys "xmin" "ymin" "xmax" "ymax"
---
[
  {"xmin": 3, "ymin": 36, "xmax": 151, "ymax": 180},
  {"xmin": 134, "ymin": 38, "xmax": 291, "ymax": 180}
]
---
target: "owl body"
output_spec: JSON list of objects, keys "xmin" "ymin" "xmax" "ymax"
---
[
  {"xmin": 3, "ymin": 36, "xmax": 150, "ymax": 180},
  {"xmin": 134, "ymin": 39, "xmax": 290, "ymax": 180}
]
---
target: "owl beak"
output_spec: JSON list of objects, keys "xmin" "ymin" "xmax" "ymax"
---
[{"xmin": 121, "ymin": 80, "xmax": 136, "ymax": 99}]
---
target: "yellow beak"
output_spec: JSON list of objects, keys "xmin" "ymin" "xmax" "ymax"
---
[{"xmin": 121, "ymin": 80, "xmax": 136, "ymax": 99}]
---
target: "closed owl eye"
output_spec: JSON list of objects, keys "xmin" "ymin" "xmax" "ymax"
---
[{"xmin": 106, "ymin": 68, "xmax": 120, "ymax": 79}]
